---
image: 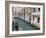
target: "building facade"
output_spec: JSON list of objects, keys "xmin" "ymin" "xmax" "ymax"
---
[{"xmin": 31, "ymin": 8, "xmax": 40, "ymax": 28}]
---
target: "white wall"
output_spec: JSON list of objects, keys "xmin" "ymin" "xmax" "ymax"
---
[
  {"xmin": 31, "ymin": 8, "xmax": 40, "ymax": 28},
  {"xmin": 0, "ymin": 0, "xmax": 46, "ymax": 38}
]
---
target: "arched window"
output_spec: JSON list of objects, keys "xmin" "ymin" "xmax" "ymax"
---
[
  {"xmin": 38, "ymin": 8, "xmax": 40, "ymax": 12},
  {"xmin": 33, "ymin": 16, "xmax": 35, "ymax": 21},
  {"xmin": 37, "ymin": 17, "xmax": 40, "ymax": 23}
]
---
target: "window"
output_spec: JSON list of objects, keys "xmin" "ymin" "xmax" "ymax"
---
[
  {"xmin": 37, "ymin": 17, "xmax": 40, "ymax": 23},
  {"xmin": 33, "ymin": 16, "xmax": 35, "ymax": 21},
  {"xmin": 33, "ymin": 8, "xmax": 35, "ymax": 12},
  {"xmin": 38, "ymin": 8, "xmax": 40, "ymax": 12},
  {"xmin": 29, "ymin": 16, "xmax": 31, "ymax": 21}
]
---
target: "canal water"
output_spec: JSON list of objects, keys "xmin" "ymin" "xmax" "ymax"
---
[{"xmin": 12, "ymin": 17, "xmax": 40, "ymax": 31}]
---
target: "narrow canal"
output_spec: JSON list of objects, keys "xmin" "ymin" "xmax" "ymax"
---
[{"xmin": 12, "ymin": 17, "xmax": 40, "ymax": 31}]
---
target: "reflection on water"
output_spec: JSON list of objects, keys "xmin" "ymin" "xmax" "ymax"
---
[{"xmin": 12, "ymin": 17, "xmax": 40, "ymax": 31}]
